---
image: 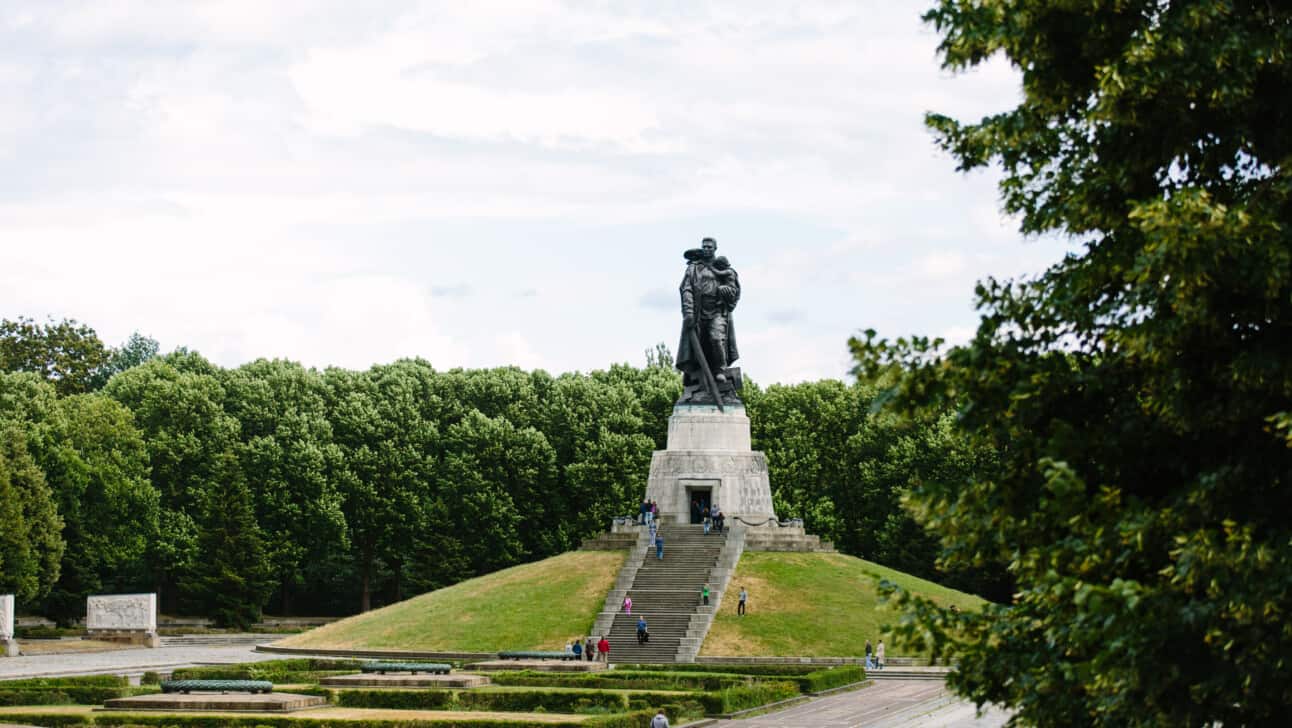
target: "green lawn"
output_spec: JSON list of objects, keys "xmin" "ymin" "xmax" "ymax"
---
[
  {"xmin": 702, "ymin": 551, "xmax": 987, "ymax": 657},
  {"xmin": 278, "ymin": 551, "xmax": 626, "ymax": 652}
]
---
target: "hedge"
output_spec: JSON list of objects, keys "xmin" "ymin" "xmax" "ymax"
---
[
  {"xmin": 0, "ymin": 715, "xmax": 91, "ymax": 726},
  {"xmin": 617, "ymin": 663, "xmax": 824, "ymax": 676},
  {"xmin": 333, "ymin": 688, "xmax": 688, "ymax": 714},
  {"xmin": 799, "ymin": 665, "xmax": 865, "ymax": 693},
  {"xmin": 91, "ymin": 716, "xmax": 589, "ymax": 728},
  {"xmin": 0, "ymin": 676, "xmax": 127, "ymax": 688},
  {"xmin": 170, "ymin": 658, "xmax": 362, "ymax": 683},
  {"xmin": 488, "ymin": 669, "xmax": 742, "ymax": 692},
  {"xmin": 0, "ymin": 686, "xmax": 155, "ymax": 706},
  {"xmin": 699, "ymin": 680, "xmax": 801, "ymax": 714}
]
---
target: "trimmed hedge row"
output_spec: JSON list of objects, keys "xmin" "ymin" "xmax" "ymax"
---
[
  {"xmin": 700, "ymin": 680, "xmax": 801, "ymax": 714},
  {"xmin": 616, "ymin": 663, "xmax": 825, "ymax": 676},
  {"xmin": 170, "ymin": 658, "xmax": 363, "ymax": 683},
  {"xmin": 800, "ymin": 665, "xmax": 865, "ymax": 693},
  {"xmin": 0, "ymin": 687, "xmax": 155, "ymax": 706},
  {"xmin": 333, "ymin": 687, "xmax": 689, "ymax": 714},
  {"xmin": 488, "ymin": 669, "xmax": 744, "ymax": 692},
  {"xmin": 0, "ymin": 714, "xmax": 594, "ymax": 727},
  {"xmin": 0, "ymin": 676, "xmax": 128, "ymax": 688}
]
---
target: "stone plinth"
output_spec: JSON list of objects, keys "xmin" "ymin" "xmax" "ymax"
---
[
  {"xmin": 87, "ymin": 593, "xmax": 158, "ymax": 647},
  {"xmin": 321, "ymin": 673, "xmax": 490, "ymax": 688},
  {"xmin": 1, "ymin": 594, "xmax": 16, "ymax": 658},
  {"xmin": 102, "ymin": 692, "xmax": 326, "ymax": 712},
  {"xmin": 645, "ymin": 405, "xmax": 775, "ymax": 524}
]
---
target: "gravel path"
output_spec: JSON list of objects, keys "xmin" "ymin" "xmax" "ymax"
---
[{"xmin": 0, "ymin": 645, "xmax": 281, "ymax": 680}]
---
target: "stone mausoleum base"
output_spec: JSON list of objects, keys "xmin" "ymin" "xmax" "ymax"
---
[
  {"xmin": 468, "ymin": 659, "xmax": 606, "ymax": 672},
  {"xmin": 645, "ymin": 404, "xmax": 776, "ymax": 524},
  {"xmin": 321, "ymin": 673, "xmax": 490, "ymax": 688},
  {"xmin": 102, "ymin": 692, "xmax": 326, "ymax": 712}
]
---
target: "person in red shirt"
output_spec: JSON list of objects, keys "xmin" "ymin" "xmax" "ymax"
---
[{"xmin": 597, "ymin": 636, "xmax": 610, "ymax": 665}]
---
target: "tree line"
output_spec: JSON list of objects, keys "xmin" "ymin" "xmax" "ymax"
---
[{"xmin": 0, "ymin": 317, "xmax": 1004, "ymax": 628}]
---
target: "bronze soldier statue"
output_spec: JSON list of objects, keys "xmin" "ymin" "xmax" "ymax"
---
[{"xmin": 675, "ymin": 237, "xmax": 742, "ymax": 406}]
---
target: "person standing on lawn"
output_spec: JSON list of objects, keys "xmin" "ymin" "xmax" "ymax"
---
[{"xmin": 738, "ymin": 586, "xmax": 747, "ymax": 615}]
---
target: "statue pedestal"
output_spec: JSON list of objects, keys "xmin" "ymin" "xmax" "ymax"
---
[{"xmin": 644, "ymin": 405, "xmax": 775, "ymax": 524}]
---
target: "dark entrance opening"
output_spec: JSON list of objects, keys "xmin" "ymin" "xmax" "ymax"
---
[{"xmin": 688, "ymin": 487, "xmax": 712, "ymax": 524}]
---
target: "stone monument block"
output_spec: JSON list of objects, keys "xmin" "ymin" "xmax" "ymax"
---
[
  {"xmin": 87, "ymin": 593, "xmax": 159, "ymax": 647},
  {"xmin": 645, "ymin": 404, "xmax": 776, "ymax": 525},
  {"xmin": 1, "ymin": 593, "xmax": 16, "ymax": 657}
]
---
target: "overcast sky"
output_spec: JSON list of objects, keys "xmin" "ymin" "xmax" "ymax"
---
[{"xmin": 0, "ymin": 2, "xmax": 1069, "ymax": 384}]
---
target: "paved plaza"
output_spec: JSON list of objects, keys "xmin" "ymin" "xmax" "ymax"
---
[
  {"xmin": 0, "ymin": 645, "xmax": 278, "ymax": 680},
  {"xmin": 719, "ymin": 679, "xmax": 1010, "ymax": 728},
  {"xmin": 1, "ymin": 647, "xmax": 1009, "ymax": 727}
]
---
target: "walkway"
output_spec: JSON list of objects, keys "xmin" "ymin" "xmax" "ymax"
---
[
  {"xmin": 0, "ymin": 645, "xmax": 280, "ymax": 680},
  {"xmin": 718, "ymin": 679, "xmax": 1009, "ymax": 728}
]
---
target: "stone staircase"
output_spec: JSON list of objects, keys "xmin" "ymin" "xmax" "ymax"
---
[{"xmin": 591, "ymin": 523, "xmax": 745, "ymax": 663}]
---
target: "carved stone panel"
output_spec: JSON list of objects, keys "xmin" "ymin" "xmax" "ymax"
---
[
  {"xmin": 0, "ymin": 594, "xmax": 12, "ymax": 640},
  {"xmin": 87, "ymin": 593, "xmax": 156, "ymax": 632}
]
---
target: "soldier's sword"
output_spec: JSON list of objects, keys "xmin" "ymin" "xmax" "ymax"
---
[{"xmin": 687, "ymin": 326, "xmax": 725, "ymax": 413}]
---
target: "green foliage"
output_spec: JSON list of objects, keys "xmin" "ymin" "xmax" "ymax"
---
[
  {"xmin": 170, "ymin": 659, "xmax": 361, "ymax": 682},
  {"xmin": 189, "ymin": 459, "xmax": 274, "ymax": 629},
  {"xmin": 0, "ymin": 686, "xmax": 152, "ymax": 705},
  {"xmin": 799, "ymin": 666, "xmax": 864, "ymax": 693},
  {"xmin": 0, "ymin": 317, "xmax": 110, "ymax": 396},
  {"xmin": 847, "ymin": 2, "xmax": 1292, "ymax": 726},
  {"xmin": 699, "ymin": 680, "xmax": 800, "ymax": 714},
  {"xmin": 0, "ymin": 424, "xmax": 64, "ymax": 600}
]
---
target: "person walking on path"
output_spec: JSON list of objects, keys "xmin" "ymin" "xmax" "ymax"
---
[
  {"xmin": 650, "ymin": 709, "xmax": 670, "ymax": 728},
  {"xmin": 597, "ymin": 636, "xmax": 610, "ymax": 665},
  {"xmin": 702, "ymin": 506, "xmax": 712, "ymax": 535},
  {"xmin": 623, "ymin": 595, "xmax": 632, "ymax": 614},
  {"xmin": 585, "ymin": 637, "xmax": 596, "ymax": 662},
  {"xmin": 865, "ymin": 640, "xmax": 874, "ymax": 670},
  {"xmin": 738, "ymin": 586, "xmax": 747, "ymax": 615},
  {"xmin": 876, "ymin": 639, "xmax": 885, "ymax": 670},
  {"xmin": 636, "ymin": 616, "xmax": 649, "ymax": 644},
  {"xmin": 700, "ymin": 584, "xmax": 710, "ymax": 606},
  {"xmin": 655, "ymin": 533, "xmax": 664, "ymax": 559},
  {"xmin": 649, "ymin": 518, "xmax": 657, "ymax": 540}
]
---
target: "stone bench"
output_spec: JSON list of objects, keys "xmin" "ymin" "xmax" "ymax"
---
[
  {"xmin": 497, "ymin": 650, "xmax": 576, "ymax": 661},
  {"xmin": 160, "ymin": 679, "xmax": 274, "ymax": 694},
  {"xmin": 360, "ymin": 661, "xmax": 452, "ymax": 675}
]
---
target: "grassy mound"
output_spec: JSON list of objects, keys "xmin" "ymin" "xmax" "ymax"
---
[
  {"xmin": 701, "ymin": 551, "xmax": 986, "ymax": 657},
  {"xmin": 278, "ymin": 551, "xmax": 626, "ymax": 652}
]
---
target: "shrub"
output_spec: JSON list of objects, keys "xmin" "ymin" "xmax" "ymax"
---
[
  {"xmin": 800, "ymin": 665, "xmax": 864, "ymax": 693},
  {"xmin": 700, "ymin": 680, "xmax": 801, "ymax": 714},
  {"xmin": 0, "ymin": 714, "xmax": 90, "ymax": 726},
  {"xmin": 617, "ymin": 663, "xmax": 824, "ymax": 677},
  {"xmin": 139, "ymin": 672, "xmax": 161, "ymax": 686}
]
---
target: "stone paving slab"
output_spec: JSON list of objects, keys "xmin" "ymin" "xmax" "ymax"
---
[
  {"xmin": 718, "ymin": 679, "xmax": 1009, "ymax": 728},
  {"xmin": 0, "ymin": 645, "xmax": 281, "ymax": 680}
]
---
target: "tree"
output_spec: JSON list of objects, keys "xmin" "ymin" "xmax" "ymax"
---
[
  {"xmin": 86, "ymin": 332, "xmax": 160, "ymax": 390},
  {"xmin": 104, "ymin": 354, "xmax": 242, "ymax": 613},
  {"xmin": 220, "ymin": 360, "xmax": 347, "ymax": 615},
  {"xmin": 0, "ymin": 426, "xmax": 64, "ymax": 601},
  {"xmin": 853, "ymin": 3, "xmax": 1292, "ymax": 725},
  {"xmin": 188, "ymin": 455, "xmax": 274, "ymax": 629},
  {"xmin": 41, "ymin": 394, "xmax": 159, "ymax": 622},
  {"xmin": 0, "ymin": 317, "xmax": 110, "ymax": 396}
]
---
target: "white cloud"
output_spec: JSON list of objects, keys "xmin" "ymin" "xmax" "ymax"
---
[{"xmin": 0, "ymin": 1, "xmax": 1070, "ymax": 385}]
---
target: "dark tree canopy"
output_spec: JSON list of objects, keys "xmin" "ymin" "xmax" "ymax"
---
[{"xmin": 854, "ymin": 2, "xmax": 1292, "ymax": 726}]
